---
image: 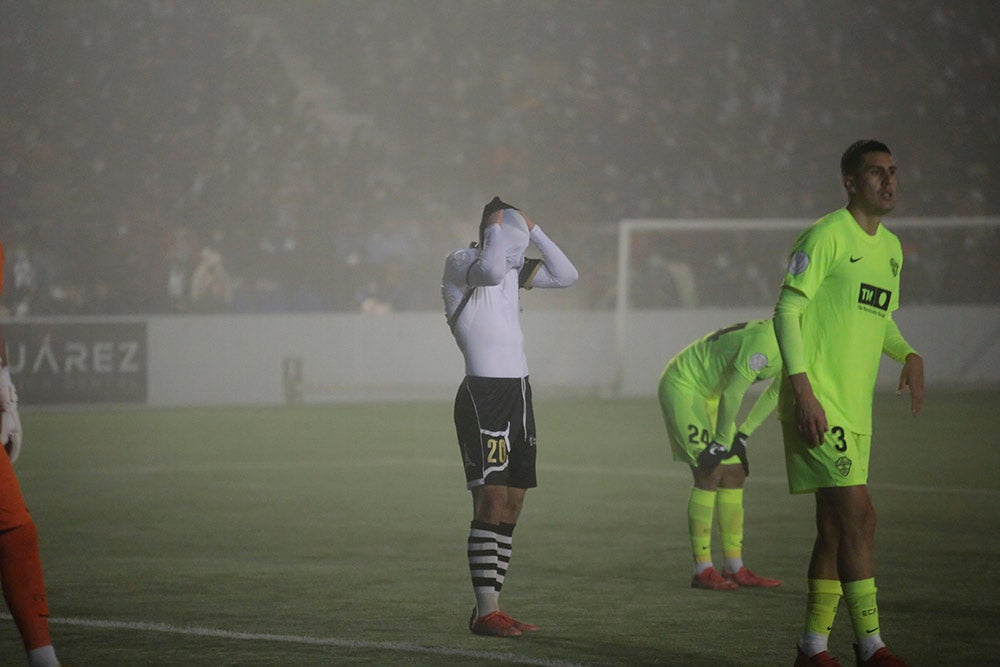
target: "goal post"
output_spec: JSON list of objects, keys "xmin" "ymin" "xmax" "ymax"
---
[{"xmin": 612, "ymin": 216, "xmax": 1000, "ymax": 397}]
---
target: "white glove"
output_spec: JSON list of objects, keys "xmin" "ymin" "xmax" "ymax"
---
[
  {"xmin": 1, "ymin": 406, "xmax": 20, "ymax": 464},
  {"xmin": 0, "ymin": 367, "xmax": 22, "ymax": 464}
]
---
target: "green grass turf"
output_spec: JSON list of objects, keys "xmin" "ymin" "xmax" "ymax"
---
[{"xmin": 1, "ymin": 389, "xmax": 998, "ymax": 665}]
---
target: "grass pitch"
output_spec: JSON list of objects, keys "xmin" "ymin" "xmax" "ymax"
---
[{"xmin": 2, "ymin": 389, "xmax": 998, "ymax": 665}]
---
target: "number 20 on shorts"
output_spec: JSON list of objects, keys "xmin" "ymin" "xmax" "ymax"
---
[{"xmin": 486, "ymin": 437, "xmax": 509, "ymax": 464}]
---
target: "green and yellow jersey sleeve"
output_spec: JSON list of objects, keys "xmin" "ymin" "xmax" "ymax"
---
[
  {"xmin": 738, "ymin": 376, "xmax": 780, "ymax": 437},
  {"xmin": 883, "ymin": 316, "xmax": 917, "ymax": 364}
]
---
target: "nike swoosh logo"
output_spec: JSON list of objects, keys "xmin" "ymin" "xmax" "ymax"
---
[
  {"xmin": 850, "ymin": 256, "xmax": 863, "ymax": 263},
  {"xmin": 866, "ymin": 627, "xmax": 878, "ymax": 634}
]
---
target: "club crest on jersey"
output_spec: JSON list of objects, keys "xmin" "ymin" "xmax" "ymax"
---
[
  {"xmin": 889, "ymin": 257, "xmax": 899, "ymax": 277},
  {"xmin": 835, "ymin": 456, "xmax": 852, "ymax": 477},
  {"xmin": 748, "ymin": 353, "xmax": 768, "ymax": 372},
  {"xmin": 858, "ymin": 283, "xmax": 891, "ymax": 311}
]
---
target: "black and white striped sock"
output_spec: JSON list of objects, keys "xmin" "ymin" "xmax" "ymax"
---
[
  {"xmin": 468, "ymin": 520, "xmax": 500, "ymax": 616},
  {"xmin": 495, "ymin": 522, "xmax": 516, "ymax": 595}
]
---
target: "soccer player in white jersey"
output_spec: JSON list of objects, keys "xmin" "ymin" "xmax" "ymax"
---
[{"xmin": 442, "ymin": 197, "xmax": 578, "ymax": 637}]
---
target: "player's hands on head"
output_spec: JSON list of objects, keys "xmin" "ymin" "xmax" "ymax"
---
[
  {"xmin": 898, "ymin": 353, "xmax": 924, "ymax": 416},
  {"xmin": 730, "ymin": 432, "xmax": 749, "ymax": 476},
  {"xmin": 696, "ymin": 442, "xmax": 729, "ymax": 475}
]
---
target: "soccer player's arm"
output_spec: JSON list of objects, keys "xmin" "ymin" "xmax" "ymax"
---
[
  {"xmin": 466, "ymin": 217, "xmax": 507, "ymax": 286},
  {"xmin": 713, "ymin": 367, "xmax": 755, "ymax": 447},
  {"xmin": 738, "ymin": 377, "xmax": 780, "ymax": 438},
  {"xmin": 738, "ymin": 322, "xmax": 782, "ymax": 438},
  {"xmin": 521, "ymin": 226, "xmax": 578, "ymax": 289},
  {"xmin": 0, "ymin": 245, "xmax": 22, "ymax": 463},
  {"xmin": 0, "ymin": 363, "xmax": 20, "ymax": 463},
  {"xmin": 884, "ymin": 316, "xmax": 924, "ymax": 415},
  {"xmin": 773, "ymin": 286, "xmax": 828, "ymax": 446},
  {"xmin": 882, "ymin": 316, "xmax": 916, "ymax": 364}
]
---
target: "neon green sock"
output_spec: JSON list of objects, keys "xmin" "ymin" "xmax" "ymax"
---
[
  {"xmin": 687, "ymin": 487, "xmax": 716, "ymax": 567},
  {"xmin": 805, "ymin": 579, "xmax": 843, "ymax": 636},
  {"xmin": 716, "ymin": 487, "xmax": 744, "ymax": 564},
  {"xmin": 843, "ymin": 577, "xmax": 881, "ymax": 641},
  {"xmin": 799, "ymin": 579, "xmax": 843, "ymax": 655}
]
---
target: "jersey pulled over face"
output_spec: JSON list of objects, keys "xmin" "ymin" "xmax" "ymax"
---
[{"xmin": 497, "ymin": 209, "xmax": 530, "ymax": 270}]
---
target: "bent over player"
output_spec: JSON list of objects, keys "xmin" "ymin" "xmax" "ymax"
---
[
  {"xmin": 775, "ymin": 141, "xmax": 923, "ymax": 667},
  {"xmin": 442, "ymin": 197, "xmax": 578, "ymax": 637},
  {"xmin": 0, "ymin": 239, "xmax": 61, "ymax": 667},
  {"xmin": 657, "ymin": 319, "xmax": 782, "ymax": 591}
]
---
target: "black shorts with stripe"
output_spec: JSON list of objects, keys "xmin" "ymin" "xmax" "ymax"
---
[{"xmin": 453, "ymin": 376, "xmax": 537, "ymax": 490}]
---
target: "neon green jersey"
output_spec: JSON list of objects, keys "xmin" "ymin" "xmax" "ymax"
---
[
  {"xmin": 663, "ymin": 319, "xmax": 781, "ymax": 444},
  {"xmin": 775, "ymin": 208, "xmax": 904, "ymax": 434}
]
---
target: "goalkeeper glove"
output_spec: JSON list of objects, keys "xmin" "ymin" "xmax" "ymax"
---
[
  {"xmin": 731, "ymin": 432, "xmax": 749, "ymax": 476},
  {"xmin": 1, "ymin": 404, "xmax": 21, "ymax": 464},
  {"xmin": 696, "ymin": 441, "xmax": 729, "ymax": 475},
  {"xmin": 0, "ymin": 367, "xmax": 21, "ymax": 464}
]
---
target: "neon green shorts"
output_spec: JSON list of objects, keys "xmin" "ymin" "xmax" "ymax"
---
[
  {"xmin": 657, "ymin": 373, "xmax": 740, "ymax": 467},
  {"xmin": 781, "ymin": 420, "xmax": 871, "ymax": 494}
]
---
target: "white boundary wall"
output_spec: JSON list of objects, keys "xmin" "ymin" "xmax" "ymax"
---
[{"xmin": 136, "ymin": 305, "xmax": 1000, "ymax": 407}]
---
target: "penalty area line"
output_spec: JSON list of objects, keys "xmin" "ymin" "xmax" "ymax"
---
[{"xmin": 0, "ymin": 614, "xmax": 582, "ymax": 667}]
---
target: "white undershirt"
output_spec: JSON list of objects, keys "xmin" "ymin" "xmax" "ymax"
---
[{"xmin": 442, "ymin": 225, "xmax": 577, "ymax": 377}]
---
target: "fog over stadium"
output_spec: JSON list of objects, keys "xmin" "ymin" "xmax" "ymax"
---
[
  {"xmin": 2, "ymin": 0, "xmax": 998, "ymax": 317},
  {"xmin": 2, "ymin": 7, "xmax": 998, "ymax": 664}
]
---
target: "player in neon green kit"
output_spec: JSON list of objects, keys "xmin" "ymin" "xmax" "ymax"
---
[
  {"xmin": 658, "ymin": 319, "xmax": 782, "ymax": 591},
  {"xmin": 774, "ymin": 140, "xmax": 924, "ymax": 667}
]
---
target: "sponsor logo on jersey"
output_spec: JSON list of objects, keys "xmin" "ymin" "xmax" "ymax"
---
[
  {"xmin": 858, "ymin": 283, "xmax": 891, "ymax": 311},
  {"xmin": 849, "ymin": 255, "xmax": 863, "ymax": 263},
  {"xmin": 889, "ymin": 257, "xmax": 900, "ymax": 277}
]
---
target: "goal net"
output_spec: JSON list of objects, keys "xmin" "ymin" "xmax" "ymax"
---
[{"xmin": 613, "ymin": 216, "xmax": 1000, "ymax": 396}]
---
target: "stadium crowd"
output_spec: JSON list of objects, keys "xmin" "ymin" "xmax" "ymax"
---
[{"xmin": 1, "ymin": 0, "xmax": 997, "ymax": 316}]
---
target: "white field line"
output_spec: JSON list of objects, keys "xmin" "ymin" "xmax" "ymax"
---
[
  {"xmin": 20, "ymin": 457, "xmax": 999, "ymax": 497},
  {"xmin": 0, "ymin": 613, "xmax": 582, "ymax": 667}
]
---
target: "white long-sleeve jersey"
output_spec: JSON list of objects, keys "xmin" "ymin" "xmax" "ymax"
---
[{"xmin": 442, "ymin": 224, "xmax": 578, "ymax": 378}]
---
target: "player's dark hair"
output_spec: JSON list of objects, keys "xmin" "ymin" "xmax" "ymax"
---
[
  {"xmin": 481, "ymin": 196, "xmax": 517, "ymax": 222},
  {"xmin": 840, "ymin": 140, "xmax": 891, "ymax": 176},
  {"xmin": 478, "ymin": 196, "xmax": 518, "ymax": 246}
]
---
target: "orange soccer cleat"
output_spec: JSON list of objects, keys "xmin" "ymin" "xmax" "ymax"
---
[
  {"xmin": 723, "ymin": 566, "xmax": 781, "ymax": 587},
  {"xmin": 691, "ymin": 566, "xmax": 739, "ymax": 590},
  {"xmin": 469, "ymin": 610, "xmax": 522, "ymax": 637},
  {"xmin": 498, "ymin": 610, "xmax": 539, "ymax": 632}
]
